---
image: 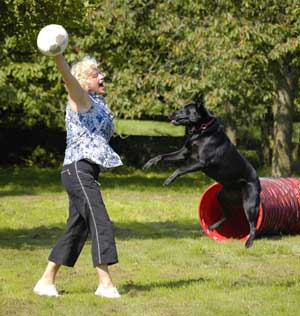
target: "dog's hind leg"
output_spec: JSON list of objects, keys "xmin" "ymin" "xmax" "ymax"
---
[
  {"xmin": 208, "ymin": 188, "xmax": 232, "ymax": 231},
  {"xmin": 241, "ymin": 181, "xmax": 260, "ymax": 248}
]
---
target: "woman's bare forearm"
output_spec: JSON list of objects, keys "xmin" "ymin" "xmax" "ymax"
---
[{"xmin": 54, "ymin": 54, "xmax": 86, "ymax": 102}]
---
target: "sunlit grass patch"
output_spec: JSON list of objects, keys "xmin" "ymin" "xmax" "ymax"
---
[
  {"xmin": 114, "ymin": 119, "xmax": 185, "ymax": 137},
  {"xmin": 1, "ymin": 167, "xmax": 300, "ymax": 316}
]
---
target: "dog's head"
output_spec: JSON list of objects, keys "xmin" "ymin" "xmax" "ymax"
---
[{"xmin": 169, "ymin": 95, "xmax": 210, "ymax": 127}]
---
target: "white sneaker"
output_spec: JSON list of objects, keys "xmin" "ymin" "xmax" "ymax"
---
[
  {"xmin": 33, "ymin": 280, "xmax": 59, "ymax": 297},
  {"xmin": 95, "ymin": 284, "xmax": 121, "ymax": 298}
]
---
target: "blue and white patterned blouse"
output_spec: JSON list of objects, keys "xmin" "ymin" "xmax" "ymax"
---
[{"xmin": 63, "ymin": 93, "xmax": 123, "ymax": 169}]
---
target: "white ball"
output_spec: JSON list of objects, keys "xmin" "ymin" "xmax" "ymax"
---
[{"xmin": 37, "ymin": 24, "xmax": 68, "ymax": 56}]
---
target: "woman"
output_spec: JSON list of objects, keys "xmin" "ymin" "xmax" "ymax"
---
[{"xmin": 33, "ymin": 54, "xmax": 122, "ymax": 298}]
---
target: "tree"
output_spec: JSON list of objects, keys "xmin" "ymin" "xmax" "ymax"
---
[
  {"xmin": 233, "ymin": 0, "xmax": 300, "ymax": 176},
  {"xmin": 0, "ymin": 0, "xmax": 86, "ymax": 128},
  {"xmin": 150, "ymin": 0, "xmax": 300, "ymax": 175},
  {"xmin": 2, "ymin": 0, "xmax": 300, "ymax": 175}
]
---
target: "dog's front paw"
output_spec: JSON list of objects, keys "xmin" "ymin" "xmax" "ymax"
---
[
  {"xmin": 163, "ymin": 176, "xmax": 174, "ymax": 186},
  {"xmin": 142, "ymin": 161, "xmax": 151, "ymax": 170},
  {"xmin": 143, "ymin": 160, "xmax": 154, "ymax": 170},
  {"xmin": 143, "ymin": 156, "xmax": 161, "ymax": 170}
]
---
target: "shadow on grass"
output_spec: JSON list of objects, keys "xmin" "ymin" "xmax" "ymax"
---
[
  {"xmin": 0, "ymin": 220, "xmax": 203, "ymax": 249},
  {"xmin": 115, "ymin": 220, "xmax": 203, "ymax": 240},
  {"xmin": 0, "ymin": 167, "xmax": 212, "ymax": 196},
  {"xmin": 121, "ymin": 277, "xmax": 208, "ymax": 294},
  {"xmin": 0, "ymin": 167, "xmax": 63, "ymax": 196}
]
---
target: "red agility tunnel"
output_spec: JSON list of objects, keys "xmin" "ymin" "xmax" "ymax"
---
[{"xmin": 198, "ymin": 178, "xmax": 300, "ymax": 241}]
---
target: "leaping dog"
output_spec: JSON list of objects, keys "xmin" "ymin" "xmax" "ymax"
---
[{"xmin": 143, "ymin": 96, "xmax": 261, "ymax": 248}]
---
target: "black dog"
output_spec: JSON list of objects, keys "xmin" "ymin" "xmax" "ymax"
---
[{"xmin": 143, "ymin": 96, "xmax": 261, "ymax": 248}]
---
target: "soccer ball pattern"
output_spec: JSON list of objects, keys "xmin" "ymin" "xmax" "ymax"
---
[{"xmin": 37, "ymin": 24, "xmax": 68, "ymax": 56}]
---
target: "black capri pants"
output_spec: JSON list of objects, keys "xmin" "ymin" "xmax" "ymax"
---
[{"xmin": 48, "ymin": 159, "xmax": 118, "ymax": 267}]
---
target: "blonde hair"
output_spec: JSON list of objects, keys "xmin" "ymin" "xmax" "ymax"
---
[{"xmin": 70, "ymin": 56, "xmax": 99, "ymax": 90}]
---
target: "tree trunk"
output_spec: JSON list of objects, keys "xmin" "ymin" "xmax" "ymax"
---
[
  {"xmin": 225, "ymin": 103, "xmax": 237, "ymax": 146},
  {"xmin": 271, "ymin": 60, "xmax": 297, "ymax": 176},
  {"xmin": 226, "ymin": 125, "xmax": 237, "ymax": 145},
  {"xmin": 261, "ymin": 107, "xmax": 273, "ymax": 166}
]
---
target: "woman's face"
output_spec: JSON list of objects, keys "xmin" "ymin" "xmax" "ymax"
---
[{"xmin": 87, "ymin": 67, "xmax": 105, "ymax": 94}]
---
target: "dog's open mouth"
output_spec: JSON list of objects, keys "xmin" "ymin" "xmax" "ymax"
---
[{"xmin": 171, "ymin": 118, "xmax": 189, "ymax": 125}]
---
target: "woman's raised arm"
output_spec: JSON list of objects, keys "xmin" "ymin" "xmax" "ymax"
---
[{"xmin": 54, "ymin": 54, "xmax": 90, "ymax": 111}]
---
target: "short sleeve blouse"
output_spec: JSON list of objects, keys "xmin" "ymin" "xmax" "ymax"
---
[{"xmin": 63, "ymin": 93, "xmax": 123, "ymax": 169}]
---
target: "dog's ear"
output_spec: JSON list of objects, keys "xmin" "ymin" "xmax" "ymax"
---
[
  {"xmin": 193, "ymin": 93, "xmax": 205, "ymax": 113},
  {"xmin": 193, "ymin": 93, "xmax": 203, "ymax": 102},
  {"xmin": 193, "ymin": 93, "xmax": 204, "ymax": 106}
]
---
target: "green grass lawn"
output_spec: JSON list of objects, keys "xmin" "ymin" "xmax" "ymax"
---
[
  {"xmin": 114, "ymin": 119, "xmax": 185, "ymax": 136},
  {"xmin": 1, "ymin": 167, "xmax": 300, "ymax": 316}
]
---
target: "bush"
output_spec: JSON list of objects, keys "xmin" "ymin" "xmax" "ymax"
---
[{"xmin": 25, "ymin": 146, "xmax": 60, "ymax": 168}]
